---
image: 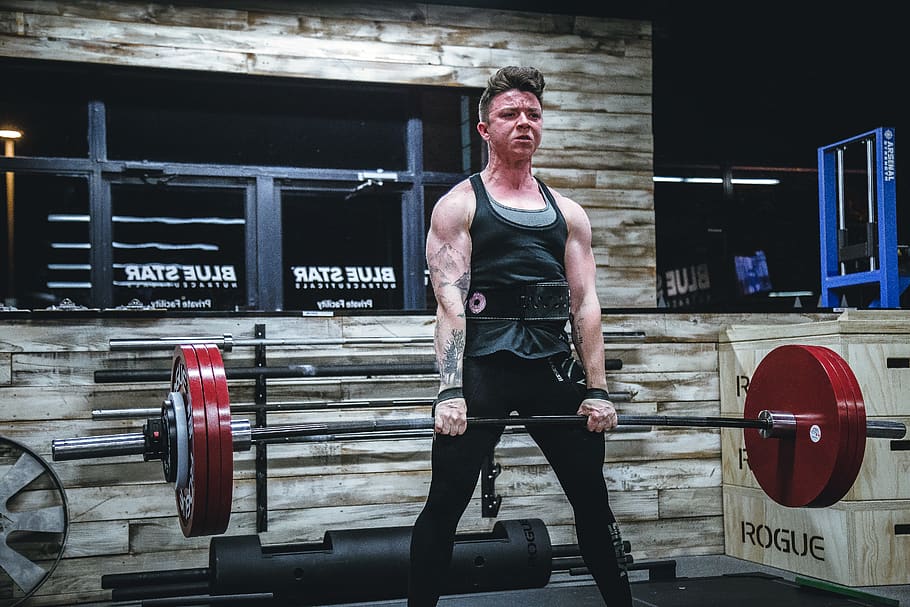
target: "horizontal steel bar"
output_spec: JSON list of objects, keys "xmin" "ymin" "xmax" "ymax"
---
[
  {"xmin": 94, "ymin": 359, "xmax": 623, "ymax": 384},
  {"xmin": 51, "ymin": 414, "xmax": 907, "ymax": 462},
  {"xmin": 90, "ymin": 391, "xmax": 636, "ymax": 419},
  {"xmin": 109, "ymin": 334, "xmax": 433, "ymax": 351},
  {"xmin": 108, "ymin": 331, "xmax": 646, "ymax": 351},
  {"xmin": 93, "ymin": 362, "xmax": 440, "ymax": 383},
  {"xmin": 250, "ymin": 416, "xmax": 652, "ymax": 443}
]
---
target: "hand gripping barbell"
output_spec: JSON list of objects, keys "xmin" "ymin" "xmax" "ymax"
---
[{"xmin": 51, "ymin": 343, "xmax": 906, "ymax": 537}]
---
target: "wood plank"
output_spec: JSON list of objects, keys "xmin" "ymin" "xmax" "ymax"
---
[
  {"xmin": 658, "ymin": 487, "xmax": 724, "ymax": 518},
  {"xmin": 63, "ymin": 520, "xmax": 129, "ymax": 558},
  {"xmin": 289, "ymin": 15, "xmax": 630, "ymax": 55},
  {"xmin": 0, "ymin": 0, "xmax": 250, "ymax": 28},
  {"xmin": 424, "ymin": 3, "xmax": 577, "ymax": 34},
  {"xmin": 12, "ymin": 11, "xmax": 454, "ymax": 65},
  {"xmin": 534, "ymin": 148, "xmax": 651, "ymax": 172},
  {"xmin": 544, "ymin": 129, "xmax": 653, "ymax": 153},
  {"xmin": 0, "ymin": 352, "xmax": 9, "ymax": 384},
  {"xmin": 624, "ymin": 515, "xmax": 724, "ymax": 560},
  {"xmin": 603, "ymin": 343, "xmax": 717, "ymax": 372},
  {"xmin": 543, "ymin": 111, "xmax": 651, "ymax": 134},
  {"xmin": 0, "ymin": 33, "xmax": 250, "ymax": 72},
  {"xmin": 602, "ymin": 312, "xmax": 839, "ymax": 343},
  {"xmin": 0, "ymin": 313, "xmax": 348, "ymax": 351}
]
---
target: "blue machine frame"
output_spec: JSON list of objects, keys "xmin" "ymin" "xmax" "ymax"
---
[{"xmin": 818, "ymin": 126, "xmax": 907, "ymax": 307}]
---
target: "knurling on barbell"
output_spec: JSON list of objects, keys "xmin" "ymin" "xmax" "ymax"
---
[{"xmin": 50, "ymin": 344, "xmax": 907, "ymax": 537}]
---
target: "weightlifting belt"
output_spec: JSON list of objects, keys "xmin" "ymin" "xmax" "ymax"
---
[{"xmin": 465, "ymin": 281, "xmax": 570, "ymax": 321}]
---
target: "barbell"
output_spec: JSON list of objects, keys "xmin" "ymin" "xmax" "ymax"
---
[{"xmin": 50, "ymin": 343, "xmax": 906, "ymax": 537}]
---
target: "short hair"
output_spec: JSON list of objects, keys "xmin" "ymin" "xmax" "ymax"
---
[{"xmin": 478, "ymin": 66, "xmax": 545, "ymax": 123}]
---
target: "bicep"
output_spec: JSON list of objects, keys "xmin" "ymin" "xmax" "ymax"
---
[
  {"xmin": 562, "ymin": 204, "xmax": 597, "ymax": 303},
  {"xmin": 426, "ymin": 196, "xmax": 472, "ymax": 307}
]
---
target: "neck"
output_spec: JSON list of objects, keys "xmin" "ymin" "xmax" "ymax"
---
[{"xmin": 481, "ymin": 153, "xmax": 535, "ymax": 192}]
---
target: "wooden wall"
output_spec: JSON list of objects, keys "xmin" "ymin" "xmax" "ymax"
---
[
  {"xmin": 0, "ymin": 0, "xmax": 656, "ymax": 308},
  {"xmin": 0, "ymin": 310, "xmax": 838, "ymax": 605}
]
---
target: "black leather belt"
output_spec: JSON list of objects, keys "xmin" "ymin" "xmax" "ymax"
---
[{"xmin": 464, "ymin": 281, "xmax": 570, "ymax": 321}]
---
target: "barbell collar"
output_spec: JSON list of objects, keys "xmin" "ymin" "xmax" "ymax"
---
[
  {"xmin": 757, "ymin": 410, "xmax": 797, "ymax": 439},
  {"xmin": 231, "ymin": 420, "xmax": 252, "ymax": 452}
]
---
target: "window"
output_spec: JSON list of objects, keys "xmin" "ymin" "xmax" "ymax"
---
[{"xmin": 0, "ymin": 58, "xmax": 483, "ymax": 311}]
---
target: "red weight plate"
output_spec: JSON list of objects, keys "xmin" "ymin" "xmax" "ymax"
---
[
  {"xmin": 804, "ymin": 346, "xmax": 855, "ymax": 506},
  {"xmin": 171, "ymin": 345, "xmax": 209, "ymax": 537},
  {"xmin": 200, "ymin": 344, "xmax": 234, "ymax": 535},
  {"xmin": 191, "ymin": 344, "xmax": 225, "ymax": 536},
  {"xmin": 744, "ymin": 345, "xmax": 846, "ymax": 508},
  {"xmin": 820, "ymin": 347, "xmax": 867, "ymax": 504}
]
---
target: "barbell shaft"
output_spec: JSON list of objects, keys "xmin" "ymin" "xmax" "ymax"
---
[
  {"xmin": 50, "ymin": 412, "xmax": 906, "ymax": 462},
  {"xmin": 50, "ymin": 415, "xmax": 647, "ymax": 462},
  {"xmin": 90, "ymin": 391, "xmax": 637, "ymax": 419}
]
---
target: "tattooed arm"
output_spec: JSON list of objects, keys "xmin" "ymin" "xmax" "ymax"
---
[
  {"xmin": 557, "ymin": 190, "xmax": 617, "ymax": 432},
  {"xmin": 425, "ymin": 181, "xmax": 474, "ymax": 435}
]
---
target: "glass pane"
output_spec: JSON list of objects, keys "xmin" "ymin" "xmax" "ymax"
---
[
  {"xmin": 106, "ymin": 72, "xmax": 409, "ymax": 169},
  {"xmin": 282, "ymin": 190, "xmax": 403, "ymax": 311},
  {"xmin": 2, "ymin": 174, "xmax": 90, "ymax": 308},
  {"xmin": 421, "ymin": 89, "xmax": 483, "ymax": 173},
  {"xmin": 0, "ymin": 60, "xmax": 89, "ymax": 158},
  {"xmin": 111, "ymin": 184, "xmax": 246, "ymax": 311}
]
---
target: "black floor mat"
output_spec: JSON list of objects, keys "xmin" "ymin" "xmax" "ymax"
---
[
  {"xmin": 420, "ymin": 573, "xmax": 893, "ymax": 607},
  {"xmin": 629, "ymin": 573, "xmax": 893, "ymax": 607}
]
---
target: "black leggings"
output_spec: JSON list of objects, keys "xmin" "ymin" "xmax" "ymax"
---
[{"xmin": 408, "ymin": 352, "xmax": 632, "ymax": 606}]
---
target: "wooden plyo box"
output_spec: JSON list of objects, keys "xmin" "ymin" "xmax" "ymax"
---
[
  {"xmin": 724, "ymin": 485, "xmax": 910, "ymax": 586},
  {"xmin": 719, "ymin": 310, "xmax": 910, "ymax": 586}
]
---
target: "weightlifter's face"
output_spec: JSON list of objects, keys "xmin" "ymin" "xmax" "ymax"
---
[{"xmin": 478, "ymin": 89, "xmax": 542, "ymax": 158}]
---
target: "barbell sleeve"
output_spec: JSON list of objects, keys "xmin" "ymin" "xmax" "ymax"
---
[{"xmin": 53, "ymin": 432, "xmax": 148, "ymax": 461}]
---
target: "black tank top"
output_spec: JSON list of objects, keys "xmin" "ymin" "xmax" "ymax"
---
[{"xmin": 465, "ymin": 173, "xmax": 571, "ymax": 359}]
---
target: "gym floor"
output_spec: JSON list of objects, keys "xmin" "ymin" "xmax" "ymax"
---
[
  {"xmin": 73, "ymin": 554, "xmax": 910, "ymax": 606},
  {"xmin": 319, "ymin": 555, "xmax": 909, "ymax": 607}
]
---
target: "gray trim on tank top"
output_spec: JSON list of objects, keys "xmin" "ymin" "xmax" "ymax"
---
[{"xmin": 487, "ymin": 184, "xmax": 557, "ymax": 227}]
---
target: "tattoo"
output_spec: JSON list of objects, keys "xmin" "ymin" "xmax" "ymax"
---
[
  {"xmin": 427, "ymin": 243, "xmax": 470, "ymax": 298},
  {"xmin": 441, "ymin": 329, "xmax": 465, "ymax": 385},
  {"xmin": 571, "ymin": 313, "xmax": 584, "ymax": 346}
]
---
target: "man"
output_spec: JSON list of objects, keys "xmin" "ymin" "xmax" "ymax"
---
[{"xmin": 409, "ymin": 66, "xmax": 632, "ymax": 607}]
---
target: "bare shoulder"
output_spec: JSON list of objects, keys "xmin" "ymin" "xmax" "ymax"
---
[
  {"xmin": 437, "ymin": 178, "xmax": 475, "ymax": 208},
  {"xmin": 546, "ymin": 184, "xmax": 591, "ymax": 230},
  {"xmin": 431, "ymin": 178, "xmax": 476, "ymax": 228}
]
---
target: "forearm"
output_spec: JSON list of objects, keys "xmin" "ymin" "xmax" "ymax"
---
[
  {"xmin": 571, "ymin": 297, "xmax": 606, "ymax": 389},
  {"xmin": 435, "ymin": 301, "xmax": 466, "ymax": 390}
]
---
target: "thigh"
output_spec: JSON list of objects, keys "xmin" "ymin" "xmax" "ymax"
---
[{"xmin": 516, "ymin": 356, "xmax": 608, "ymax": 498}]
